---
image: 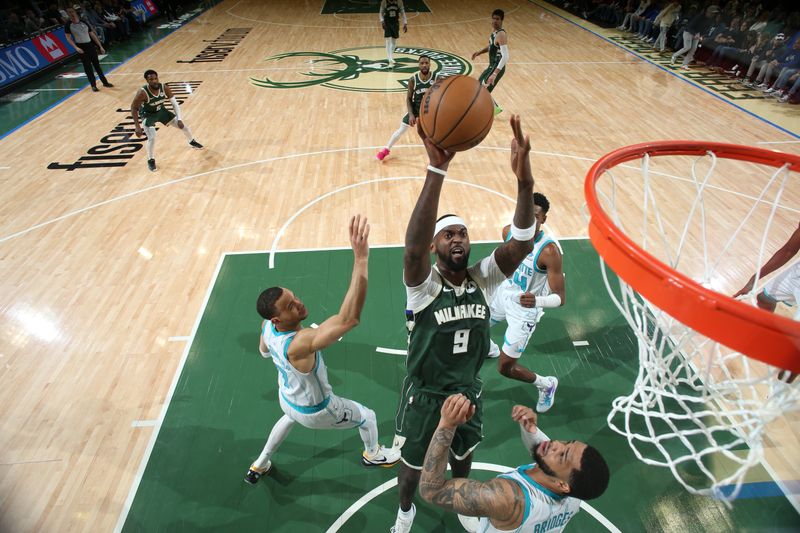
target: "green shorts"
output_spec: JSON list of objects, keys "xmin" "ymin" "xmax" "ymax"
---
[
  {"xmin": 394, "ymin": 385, "xmax": 484, "ymax": 469},
  {"xmin": 384, "ymin": 20, "xmax": 400, "ymax": 39},
  {"xmin": 143, "ymin": 108, "xmax": 176, "ymax": 127},
  {"xmin": 478, "ymin": 65, "xmax": 505, "ymax": 93}
]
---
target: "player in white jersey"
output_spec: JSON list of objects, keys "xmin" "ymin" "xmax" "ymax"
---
[
  {"xmin": 419, "ymin": 395, "xmax": 609, "ymax": 533},
  {"xmin": 488, "ymin": 192, "xmax": 566, "ymax": 413},
  {"xmin": 244, "ymin": 215, "xmax": 401, "ymax": 484},
  {"xmin": 734, "ymin": 221, "xmax": 800, "ymax": 383}
]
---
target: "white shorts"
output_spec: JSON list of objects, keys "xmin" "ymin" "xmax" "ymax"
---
[
  {"xmin": 762, "ymin": 261, "xmax": 800, "ymax": 319},
  {"xmin": 279, "ymin": 393, "xmax": 372, "ymax": 430},
  {"xmin": 489, "ymin": 282, "xmax": 544, "ymax": 359}
]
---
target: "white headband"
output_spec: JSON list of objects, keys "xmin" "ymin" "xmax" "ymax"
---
[{"xmin": 434, "ymin": 215, "xmax": 467, "ymax": 237}]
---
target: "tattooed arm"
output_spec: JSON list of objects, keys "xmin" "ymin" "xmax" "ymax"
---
[{"xmin": 419, "ymin": 395, "xmax": 527, "ymax": 530}]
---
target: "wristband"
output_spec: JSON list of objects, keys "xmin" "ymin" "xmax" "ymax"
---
[
  {"xmin": 510, "ymin": 223, "xmax": 535, "ymax": 241},
  {"xmin": 536, "ymin": 294, "xmax": 562, "ymax": 308},
  {"xmin": 427, "ymin": 165, "xmax": 447, "ymax": 177}
]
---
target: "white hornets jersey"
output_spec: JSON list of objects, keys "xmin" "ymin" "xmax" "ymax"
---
[
  {"xmin": 260, "ymin": 322, "xmax": 333, "ymax": 412},
  {"xmin": 477, "ymin": 463, "xmax": 581, "ymax": 533},
  {"xmin": 507, "ymin": 231, "xmax": 561, "ymax": 298}
]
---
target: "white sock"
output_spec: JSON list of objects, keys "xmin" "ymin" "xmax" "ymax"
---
[
  {"xmin": 398, "ymin": 503, "xmax": 415, "ymax": 519},
  {"xmin": 252, "ymin": 415, "xmax": 294, "ymax": 470},
  {"xmin": 171, "ymin": 118, "xmax": 194, "ymax": 141},
  {"xmin": 386, "ymin": 123, "xmax": 410, "ymax": 149},
  {"xmin": 357, "ymin": 405, "xmax": 379, "ymax": 455},
  {"xmin": 385, "ymin": 38, "xmax": 393, "ymax": 61},
  {"xmin": 533, "ymin": 375, "xmax": 548, "ymax": 388},
  {"xmin": 145, "ymin": 126, "xmax": 156, "ymax": 159}
]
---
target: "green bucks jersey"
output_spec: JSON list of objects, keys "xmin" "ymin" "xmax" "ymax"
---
[
  {"xmin": 410, "ymin": 71, "xmax": 437, "ymax": 116},
  {"xmin": 405, "ymin": 255, "xmax": 506, "ymax": 394},
  {"xmin": 383, "ymin": 0, "xmax": 401, "ymax": 23},
  {"xmin": 140, "ymin": 83, "xmax": 166, "ymax": 115},
  {"xmin": 489, "ymin": 29, "xmax": 506, "ymax": 68}
]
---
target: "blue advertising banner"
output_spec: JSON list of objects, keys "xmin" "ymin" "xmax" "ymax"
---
[{"xmin": 0, "ymin": 28, "xmax": 77, "ymax": 90}]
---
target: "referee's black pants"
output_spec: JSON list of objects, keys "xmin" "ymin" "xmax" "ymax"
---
[{"xmin": 78, "ymin": 41, "xmax": 109, "ymax": 88}]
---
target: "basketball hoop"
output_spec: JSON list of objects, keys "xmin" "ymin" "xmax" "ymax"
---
[{"xmin": 585, "ymin": 141, "xmax": 800, "ymax": 503}]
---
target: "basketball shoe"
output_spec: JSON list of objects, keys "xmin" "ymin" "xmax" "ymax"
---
[
  {"xmin": 536, "ymin": 377, "xmax": 559, "ymax": 413},
  {"xmin": 362, "ymin": 445, "xmax": 401, "ymax": 467},
  {"xmin": 244, "ymin": 460, "xmax": 272, "ymax": 485},
  {"xmin": 391, "ymin": 503, "xmax": 416, "ymax": 533}
]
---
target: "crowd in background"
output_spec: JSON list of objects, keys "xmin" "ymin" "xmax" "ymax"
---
[
  {"xmin": 550, "ymin": 0, "xmax": 800, "ymax": 104},
  {"xmin": 0, "ymin": 0, "xmax": 188, "ymax": 47}
]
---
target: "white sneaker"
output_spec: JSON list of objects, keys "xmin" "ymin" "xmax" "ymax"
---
[
  {"xmin": 362, "ymin": 445, "xmax": 401, "ymax": 468},
  {"xmin": 391, "ymin": 504, "xmax": 416, "ymax": 533},
  {"xmin": 458, "ymin": 514, "xmax": 480, "ymax": 532},
  {"xmin": 536, "ymin": 377, "xmax": 559, "ymax": 413}
]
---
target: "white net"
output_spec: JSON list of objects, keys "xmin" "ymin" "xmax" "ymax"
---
[{"xmin": 592, "ymin": 147, "xmax": 800, "ymax": 504}]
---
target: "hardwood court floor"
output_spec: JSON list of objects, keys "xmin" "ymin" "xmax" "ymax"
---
[{"xmin": 0, "ymin": 1, "xmax": 797, "ymax": 531}]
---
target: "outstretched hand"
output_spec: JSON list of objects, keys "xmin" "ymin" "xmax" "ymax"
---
[
  {"xmin": 424, "ymin": 137, "xmax": 456, "ymax": 172},
  {"xmin": 509, "ymin": 115, "xmax": 532, "ymax": 186},
  {"xmin": 733, "ymin": 277, "xmax": 755, "ymax": 298},
  {"xmin": 439, "ymin": 394, "xmax": 475, "ymax": 429},
  {"xmin": 349, "ymin": 215, "xmax": 370, "ymax": 260},
  {"xmin": 511, "ymin": 404, "xmax": 538, "ymax": 433}
]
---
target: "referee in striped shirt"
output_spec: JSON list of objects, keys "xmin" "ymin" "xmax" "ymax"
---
[{"xmin": 64, "ymin": 5, "xmax": 113, "ymax": 92}]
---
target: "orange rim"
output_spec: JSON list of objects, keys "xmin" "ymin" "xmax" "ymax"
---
[{"xmin": 584, "ymin": 141, "xmax": 800, "ymax": 373}]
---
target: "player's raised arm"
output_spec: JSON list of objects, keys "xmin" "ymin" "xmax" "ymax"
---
[
  {"xmin": 419, "ymin": 395, "xmax": 527, "ymax": 530},
  {"xmin": 494, "ymin": 115, "xmax": 535, "ymax": 276},
  {"xmin": 403, "ymin": 140, "xmax": 456, "ymax": 286},
  {"xmin": 734, "ymin": 222, "xmax": 800, "ymax": 297},
  {"xmin": 290, "ymin": 215, "xmax": 370, "ymax": 355}
]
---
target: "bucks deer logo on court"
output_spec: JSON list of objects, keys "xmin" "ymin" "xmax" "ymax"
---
[{"xmin": 251, "ymin": 46, "xmax": 471, "ymax": 92}]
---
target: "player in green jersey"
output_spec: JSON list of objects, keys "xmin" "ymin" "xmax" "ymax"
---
[
  {"xmin": 472, "ymin": 9, "xmax": 508, "ymax": 116},
  {"xmin": 132, "ymin": 70, "xmax": 204, "ymax": 172},
  {"xmin": 380, "ymin": 0, "xmax": 408, "ymax": 67},
  {"xmin": 377, "ymin": 55, "xmax": 439, "ymax": 161},
  {"xmin": 390, "ymin": 115, "xmax": 537, "ymax": 533}
]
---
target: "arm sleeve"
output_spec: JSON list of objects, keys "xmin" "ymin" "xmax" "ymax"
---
[
  {"xmin": 400, "ymin": 0, "xmax": 407, "ymax": 24},
  {"xmin": 496, "ymin": 44, "xmax": 509, "ymax": 69},
  {"xmin": 521, "ymin": 426, "xmax": 550, "ymax": 454},
  {"xmin": 169, "ymin": 96, "xmax": 182, "ymax": 120},
  {"xmin": 379, "ymin": 0, "xmax": 385, "ymax": 22}
]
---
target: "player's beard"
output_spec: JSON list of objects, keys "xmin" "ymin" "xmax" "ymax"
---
[
  {"xmin": 532, "ymin": 447, "xmax": 558, "ymax": 477},
  {"xmin": 443, "ymin": 248, "xmax": 470, "ymax": 271}
]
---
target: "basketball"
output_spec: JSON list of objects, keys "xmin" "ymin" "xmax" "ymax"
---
[{"xmin": 418, "ymin": 75, "xmax": 494, "ymax": 152}]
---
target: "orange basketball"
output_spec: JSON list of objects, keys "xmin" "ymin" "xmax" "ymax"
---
[{"xmin": 418, "ymin": 75, "xmax": 494, "ymax": 152}]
